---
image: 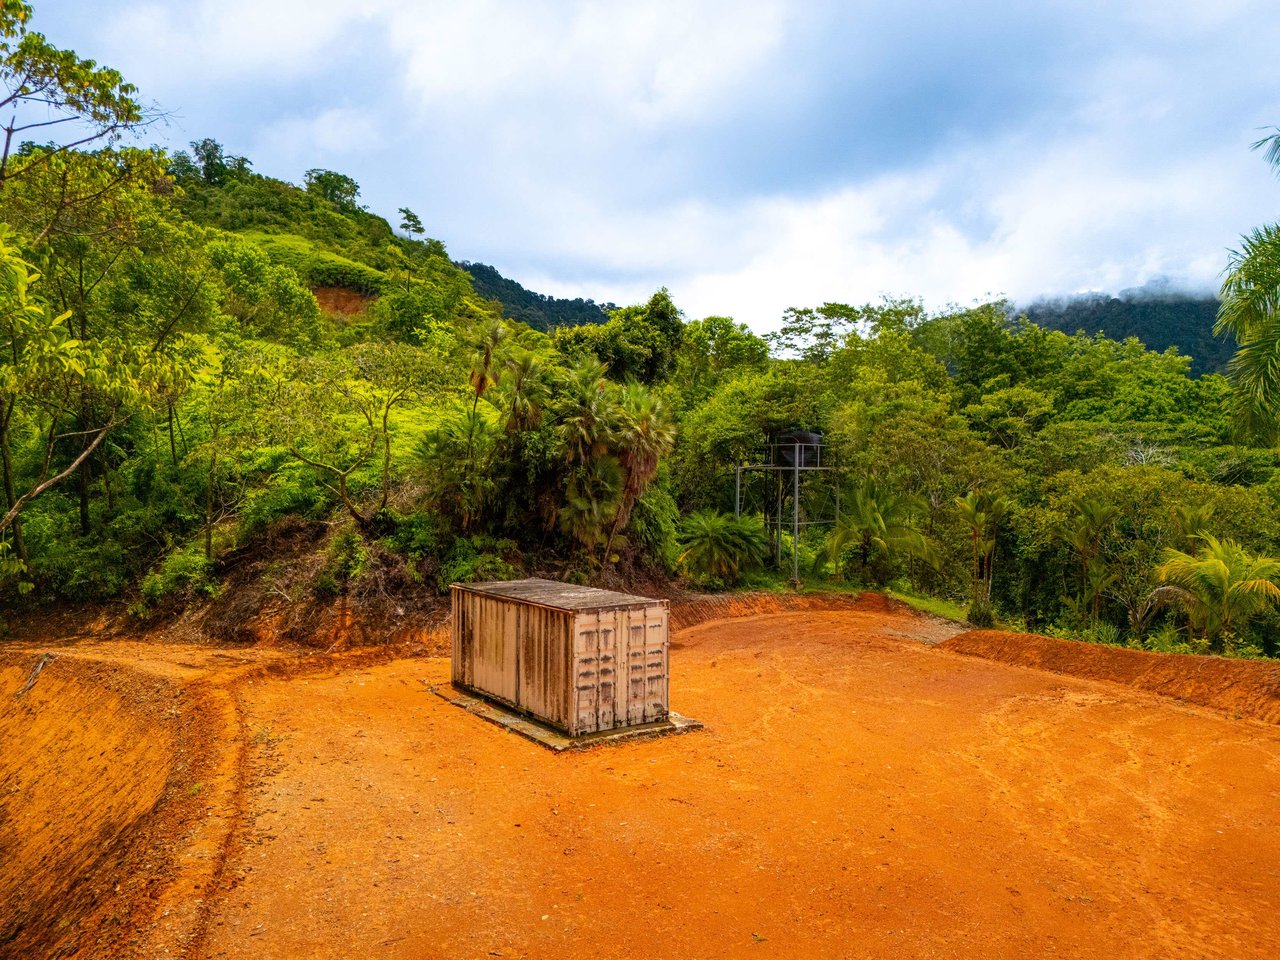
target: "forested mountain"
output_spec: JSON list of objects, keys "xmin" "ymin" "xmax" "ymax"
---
[
  {"xmin": 459, "ymin": 261, "xmax": 612, "ymax": 331},
  {"xmin": 1021, "ymin": 290, "xmax": 1226, "ymax": 375}
]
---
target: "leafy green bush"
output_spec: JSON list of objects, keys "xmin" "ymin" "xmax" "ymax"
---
[
  {"xmin": 628, "ymin": 483, "xmax": 680, "ymax": 571},
  {"xmin": 380, "ymin": 510, "xmax": 444, "ymax": 585},
  {"xmin": 315, "ymin": 528, "xmax": 372, "ymax": 597},
  {"xmin": 139, "ymin": 544, "xmax": 217, "ymax": 606},
  {"xmin": 676, "ymin": 511, "xmax": 768, "ymax": 587},
  {"xmin": 437, "ymin": 536, "xmax": 518, "ymax": 591},
  {"xmin": 965, "ymin": 598, "xmax": 995, "ymax": 627}
]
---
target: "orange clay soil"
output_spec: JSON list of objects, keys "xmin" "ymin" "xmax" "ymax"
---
[
  {"xmin": 944, "ymin": 628, "xmax": 1280, "ymax": 724},
  {"xmin": 5, "ymin": 602, "xmax": 1280, "ymax": 960},
  {"xmin": 312, "ymin": 286, "xmax": 376, "ymax": 315}
]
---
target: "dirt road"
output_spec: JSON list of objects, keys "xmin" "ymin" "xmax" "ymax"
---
[{"xmin": 188, "ymin": 609, "xmax": 1280, "ymax": 960}]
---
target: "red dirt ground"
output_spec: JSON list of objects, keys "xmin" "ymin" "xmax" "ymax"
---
[
  {"xmin": 312, "ymin": 287, "xmax": 376, "ymax": 315},
  {"xmin": 944, "ymin": 629, "xmax": 1280, "ymax": 724},
  {"xmin": 4, "ymin": 601, "xmax": 1280, "ymax": 959}
]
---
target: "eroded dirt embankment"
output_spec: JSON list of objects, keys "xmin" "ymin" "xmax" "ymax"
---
[
  {"xmin": 0, "ymin": 634, "xmax": 435, "ymax": 960},
  {"xmin": 0, "ymin": 653, "xmax": 228, "ymax": 959},
  {"xmin": 943, "ymin": 629, "xmax": 1280, "ymax": 724}
]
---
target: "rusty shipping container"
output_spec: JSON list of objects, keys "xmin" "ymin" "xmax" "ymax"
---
[{"xmin": 451, "ymin": 578, "xmax": 669, "ymax": 736}]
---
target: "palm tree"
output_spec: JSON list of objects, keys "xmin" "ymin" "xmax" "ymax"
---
[
  {"xmin": 466, "ymin": 319, "xmax": 509, "ymax": 463},
  {"xmin": 1055, "ymin": 496, "xmax": 1119, "ymax": 623},
  {"xmin": 604, "ymin": 382, "xmax": 676, "ymax": 557},
  {"xmin": 825, "ymin": 477, "xmax": 936, "ymax": 586},
  {"xmin": 677, "ymin": 511, "xmax": 768, "ymax": 584},
  {"xmin": 955, "ymin": 490, "xmax": 1011, "ymax": 613},
  {"xmin": 560, "ymin": 455, "xmax": 624, "ymax": 552},
  {"xmin": 500, "ymin": 349, "xmax": 551, "ymax": 435},
  {"xmin": 1216, "ymin": 130, "xmax": 1280, "ymax": 440},
  {"xmin": 557, "ymin": 358, "xmax": 615, "ymax": 467},
  {"xmin": 1151, "ymin": 536, "xmax": 1280, "ymax": 650},
  {"xmin": 1170, "ymin": 502, "xmax": 1215, "ymax": 551}
]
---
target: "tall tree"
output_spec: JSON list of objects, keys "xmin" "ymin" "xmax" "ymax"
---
[
  {"xmin": 263, "ymin": 342, "xmax": 444, "ymax": 530},
  {"xmin": 305, "ymin": 168, "xmax": 361, "ymax": 212},
  {"xmin": 956, "ymin": 490, "xmax": 1010, "ymax": 620},
  {"xmin": 604, "ymin": 381, "xmax": 676, "ymax": 557},
  {"xmin": 0, "ymin": 1, "xmax": 150, "ymax": 189}
]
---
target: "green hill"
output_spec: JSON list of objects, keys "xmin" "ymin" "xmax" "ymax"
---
[
  {"xmin": 458, "ymin": 260, "xmax": 612, "ymax": 331},
  {"xmin": 1021, "ymin": 290, "xmax": 1228, "ymax": 375},
  {"xmin": 170, "ymin": 141, "xmax": 486, "ymax": 318}
]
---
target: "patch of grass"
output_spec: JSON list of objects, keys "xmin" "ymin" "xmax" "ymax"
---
[{"xmin": 886, "ymin": 589, "xmax": 968, "ymax": 623}]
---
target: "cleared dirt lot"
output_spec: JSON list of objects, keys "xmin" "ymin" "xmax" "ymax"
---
[
  {"xmin": 198, "ymin": 609, "xmax": 1280, "ymax": 960},
  {"xmin": 4, "ymin": 601, "xmax": 1280, "ymax": 959}
]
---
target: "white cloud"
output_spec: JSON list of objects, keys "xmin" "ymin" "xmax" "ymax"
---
[
  {"xmin": 251, "ymin": 107, "xmax": 387, "ymax": 168},
  {"xmin": 524, "ymin": 128, "xmax": 1274, "ymax": 330},
  {"xmin": 101, "ymin": 0, "xmax": 389, "ymax": 84},
  {"xmin": 385, "ymin": 0, "xmax": 787, "ymax": 125},
  {"xmin": 66, "ymin": 0, "xmax": 1280, "ymax": 332}
]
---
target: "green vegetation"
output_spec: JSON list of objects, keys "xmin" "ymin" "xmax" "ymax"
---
[
  {"xmin": 4, "ymin": 3, "xmax": 1280, "ymax": 661},
  {"xmin": 1024, "ymin": 291, "xmax": 1227, "ymax": 376},
  {"xmin": 459, "ymin": 261, "xmax": 613, "ymax": 332}
]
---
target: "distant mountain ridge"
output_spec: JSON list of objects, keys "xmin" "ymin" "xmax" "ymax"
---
[
  {"xmin": 1019, "ymin": 289, "xmax": 1228, "ymax": 375},
  {"xmin": 458, "ymin": 261, "xmax": 613, "ymax": 332}
]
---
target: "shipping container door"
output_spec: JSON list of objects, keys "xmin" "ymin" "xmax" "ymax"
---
[
  {"xmin": 451, "ymin": 588, "xmax": 468, "ymax": 687},
  {"xmin": 573, "ymin": 611, "xmax": 620, "ymax": 734},
  {"xmin": 625, "ymin": 604, "xmax": 668, "ymax": 724},
  {"xmin": 624, "ymin": 608, "xmax": 648, "ymax": 725},
  {"xmin": 646, "ymin": 605, "xmax": 669, "ymax": 723}
]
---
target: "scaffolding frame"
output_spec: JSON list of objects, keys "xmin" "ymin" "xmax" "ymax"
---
[{"xmin": 734, "ymin": 440, "xmax": 842, "ymax": 584}]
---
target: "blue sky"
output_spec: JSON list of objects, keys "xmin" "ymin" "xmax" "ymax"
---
[{"xmin": 39, "ymin": 0, "xmax": 1280, "ymax": 330}]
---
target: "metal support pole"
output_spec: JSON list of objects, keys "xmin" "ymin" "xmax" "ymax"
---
[
  {"xmin": 734, "ymin": 466, "xmax": 741, "ymax": 519},
  {"xmin": 792, "ymin": 446, "xmax": 800, "ymax": 585},
  {"xmin": 834, "ymin": 461, "xmax": 840, "ymax": 524},
  {"xmin": 774, "ymin": 471, "xmax": 783, "ymax": 566}
]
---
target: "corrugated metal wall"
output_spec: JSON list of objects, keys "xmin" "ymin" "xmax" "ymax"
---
[{"xmin": 452, "ymin": 586, "xmax": 668, "ymax": 736}]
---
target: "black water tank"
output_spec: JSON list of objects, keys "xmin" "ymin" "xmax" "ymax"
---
[{"xmin": 775, "ymin": 430, "xmax": 822, "ymax": 467}]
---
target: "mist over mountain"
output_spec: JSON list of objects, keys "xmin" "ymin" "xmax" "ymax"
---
[{"xmin": 1019, "ymin": 283, "xmax": 1226, "ymax": 375}]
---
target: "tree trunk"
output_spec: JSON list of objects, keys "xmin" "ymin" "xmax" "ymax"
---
[
  {"xmin": 167, "ymin": 403, "xmax": 178, "ymax": 467},
  {"xmin": 77, "ymin": 447, "xmax": 91, "ymax": 535},
  {"xmin": 205, "ymin": 450, "xmax": 217, "ymax": 561},
  {"xmin": 0, "ymin": 413, "xmax": 26, "ymax": 564}
]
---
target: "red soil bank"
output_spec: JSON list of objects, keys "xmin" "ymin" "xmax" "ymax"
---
[
  {"xmin": 0, "ymin": 656, "xmax": 195, "ymax": 957},
  {"xmin": 943, "ymin": 629, "xmax": 1280, "ymax": 724},
  {"xmin": 312, "ymin": 286, "xmax": 375, "ymax": 315}
]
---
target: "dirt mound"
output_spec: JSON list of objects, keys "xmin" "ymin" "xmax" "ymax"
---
[
  {"xmin": 943, "ymin": 629, "xmax": 1280, "ymax": 724},
  {"xmin": 668, "ymin": 589, "xmax": 912, "ymax": 632}
]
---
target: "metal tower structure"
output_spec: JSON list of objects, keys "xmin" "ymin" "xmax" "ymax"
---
[{"xmin": 733, "ymin": 430, "xmax": 842, "ymax": 585}]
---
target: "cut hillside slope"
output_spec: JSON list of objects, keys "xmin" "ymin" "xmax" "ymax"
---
[
  {"xmin": 943, "ymin": 629, "xmax": 1280, "ymax": 724},
  {"xmin": 0, "ymin": 652, "xmax": 240, "ymax": 959}
]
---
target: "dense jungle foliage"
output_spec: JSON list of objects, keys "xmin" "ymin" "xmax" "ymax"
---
[
  {"xmin": 5, "ymin": 0, "xmax": 1280, "ymax": 659},
  {"xmin": 458, "ymin": 261, "xmax": 614, "ymax": 332},
  {"xmin": 1022, "ymin": 290, "xmax": 1227, "ymax": 376}
]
